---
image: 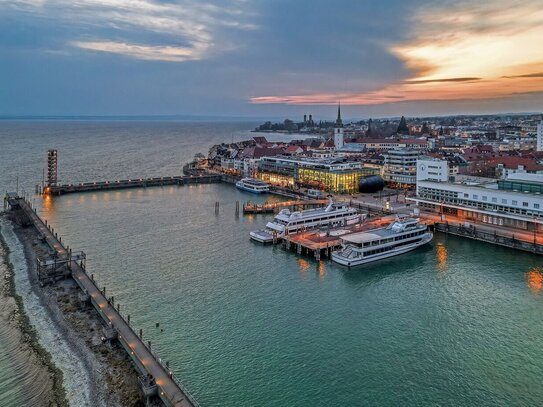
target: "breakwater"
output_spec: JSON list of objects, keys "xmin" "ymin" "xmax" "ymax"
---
[{"xmin": 7, "ymin": 196, "xmax": 200, "ymax": 407}]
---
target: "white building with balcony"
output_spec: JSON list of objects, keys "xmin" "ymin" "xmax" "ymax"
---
[{"xmin": 383, "ymin": 148, "xmax": 420, "ymax": 186}]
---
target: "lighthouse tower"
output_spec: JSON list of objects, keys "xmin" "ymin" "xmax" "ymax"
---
[{"xmin": 334, "ymin": 103, "xmax": 344, "ymax": 149}]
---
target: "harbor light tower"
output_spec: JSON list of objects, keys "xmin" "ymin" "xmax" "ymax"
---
[{"xmin": 47, "ymin": 149, "xmax": 58, "ymax": 187}]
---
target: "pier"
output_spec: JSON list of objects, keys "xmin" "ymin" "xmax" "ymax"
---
[
  {"xmin": 45, "ymin": 174, "xmax": 222, "ymax": 196},
  {"xmin": 281, "ymin": 216, "xmax": 397, "ymax": 260},
  {"xmin": 243, "ymin": 199, "xmax": 330, "ymax": 214},
  {"xmin": 7, "ymin": 196, "xmax": 199, "ymax": 407}
]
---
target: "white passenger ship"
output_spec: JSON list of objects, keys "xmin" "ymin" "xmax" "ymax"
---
[
  {"xmin": 235, "ymin": 178, "xmax": 270, "ymax": 194},
  {"xmin": 331, "ymin": 216, "xmax": 433, "ymax": 267},
  {"xmin": 250, "ymin": 200, "xmax": 362, "ymax": 243}
]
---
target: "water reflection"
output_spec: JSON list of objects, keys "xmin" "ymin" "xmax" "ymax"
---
[
  {"xmin": 297, "ymin": 258, "xmax": 310, "ymax": 273},
  {"xmin": 317, "ymin": 261, "xmax": 326, "ymax": 280},
  {"xmin": 436, "ymin": 243, "xmax": 448, "ymax": 272},
  {"xmin": 526, "ymin": 268, "xmax": 543, "ymax": 294}
]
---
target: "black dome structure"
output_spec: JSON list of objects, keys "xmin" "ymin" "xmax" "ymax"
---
[{"xmin": 358, "ymin": 175, "xmax": 385, "ymax": 193}]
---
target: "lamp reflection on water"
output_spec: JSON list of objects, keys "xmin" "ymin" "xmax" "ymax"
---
[
  {"xmin": 436, "ymin": 242, "xmax": 448, "ymax": 272},
  {"xmin": 318, "ymin": 261, "xmax": 326, "ymax": 280},
  {"xmin": 297, "ymin": 258, "xmax": 310, "ymax": 273},
  {"xmin": 526, "ymin": 268, "xmax": 543, "ymax": 294}
]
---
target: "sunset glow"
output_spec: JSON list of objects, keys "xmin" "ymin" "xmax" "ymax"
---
[{"xmin": 251, "ymin": 0, "xmax": 543, "ymax": 106}]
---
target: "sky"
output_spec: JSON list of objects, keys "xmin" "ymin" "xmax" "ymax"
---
[{"xmin": 1, "ymin": 0, "xmax": 543, "ymax": 118}]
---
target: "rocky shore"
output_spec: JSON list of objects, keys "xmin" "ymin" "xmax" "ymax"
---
[
  {"xmin": 1, "ymin": 212, "xmax": 147, "ymax": 407},
  {"xmin": 0, "ymin": 223, "xmax": 65, "ymax": 406}
]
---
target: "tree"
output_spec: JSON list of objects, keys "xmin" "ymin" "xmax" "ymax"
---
[
  {"xmin": 397, "ymin": 116, "xmax": 410, "ymax": 135},
  {"xmin": 421, "ymin": 122, "xmax": 430, "ymax": 135}
]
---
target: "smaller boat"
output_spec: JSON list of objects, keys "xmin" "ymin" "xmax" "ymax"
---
[
  {"xmin": 235, "ymin": 178, "xmax": 270, "ymax": 194},
  {"xmin": 250, "ymin": 198, "xmax": 363, "ymax": 243},
  {"xmin": 331, "ymin": 216, "xmax": 432, "ymax": 267}
]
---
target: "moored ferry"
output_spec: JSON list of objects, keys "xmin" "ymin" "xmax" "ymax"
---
[
  {"xmin": 331, "ymin": 216, "xmax": 432, "ymax": 267},
  {"xmin": 250, "ymin": 199, "xmax": 363, "ymax": 243},
  {"xmin": 235, "ymin": 178, "xmax": 270, "ymax": 194}
]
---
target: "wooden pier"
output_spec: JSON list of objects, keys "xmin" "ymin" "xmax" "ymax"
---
[
  {"xmin": 243, "ymin": 199, "xmax": 330, "ymax": 214},
  {"xmin": 9, "ymin": 196, "xmax": 200, "ymax": 407},
  {"xmin": 45, "ymin": 174, "xmax": 222, "ymax": 196},
  {"xmin": 281, "ymin": 216, "xmax": 397, "ymax": 260}
]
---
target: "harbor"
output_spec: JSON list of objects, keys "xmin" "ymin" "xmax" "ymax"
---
[{"xmin": 1, "ymin": 125, "xmax": 542, "ymax": 407}]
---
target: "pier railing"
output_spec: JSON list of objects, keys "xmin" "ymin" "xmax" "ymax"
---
[
  {"xmin": 434, "ymin": 222, "xmax": 543, "ymax": 255},
  {"xmin": 45, "ymin": 174, "xmax": 222, "ymax": 196}
]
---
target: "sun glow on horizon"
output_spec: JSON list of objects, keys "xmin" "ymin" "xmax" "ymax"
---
[{"xmin": 251, "ymin": 0, "xmax": 543, "ymax": 106}]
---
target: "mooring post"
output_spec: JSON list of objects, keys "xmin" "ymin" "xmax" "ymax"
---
[
  {"xmin": 127, "ymin": 315, "xmax": 130, "ymax": 325},
  {"xmin": 139, "ymin": 329, "xmax": 143, "ymax": 339},
  {"xmin": 148, "ymin": 341, "xmax": 152, "ymax": 350}
]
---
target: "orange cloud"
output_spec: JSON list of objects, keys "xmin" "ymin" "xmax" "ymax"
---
[{"xmin": 251, "ymin": 0, "xmax": 543, "ymax": 105}]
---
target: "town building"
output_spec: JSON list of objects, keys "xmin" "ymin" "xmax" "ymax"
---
[
  {"xmin": 410, "ymin": 173, "xmax": 543, "ymax": 233},
  {"xmin": 489, "ymin": 157, "xmax": 543, "ymax": 179},
  {"xmin": 353, "ymin": 138, "xmax": 429, "ymax": 152},
  {"xmin": 257, "ymin": 156, "xmax": 378, "ymax": 194},
  {"xmin": 416, "ymin": 157, "xmax": 449, "ymax": 186},
  {"xmin": 383, "ymin": 148, "xmax": 420, "ymax": 187}
]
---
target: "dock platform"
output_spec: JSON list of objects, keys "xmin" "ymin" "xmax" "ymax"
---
[
  {"xmin": 243, "ymin": 199, "xmax": 330, "ymax": 214},
  {"xmin": 13, "ymin": 196, "xmax": 199, "ymax": 407},
  {"xmin": 282, "ymin": 216, "xmax": 397, "ymax": 260}
]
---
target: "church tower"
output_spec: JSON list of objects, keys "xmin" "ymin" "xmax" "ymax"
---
[
  {"xmin": 334, "ymin": 103, "xmax": 344, "ymax": 149},
  {"xmin": 537, "ymin": 119, "xmax": 543, "ymax": 152}
]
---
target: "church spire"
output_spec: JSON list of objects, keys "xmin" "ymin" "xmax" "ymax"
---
[{"xmin": 335, "ymin": 102, "xmax": 343, "ymax": 128}]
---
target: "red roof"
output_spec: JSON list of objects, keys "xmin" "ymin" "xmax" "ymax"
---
[
  {"xmin": 285, "ymin": 145, "xmax": 302, "ymax": 153},
  {"xmin": 489, "ymin": 156, "xmax": 543, "ymax": 171},
  {"xmin": 241, "ymin": 146, "xmax": 284, "ymax": 159},
  {"xmin": 253, "ymin": 136, "xmax": 268, "ymax": 145}
]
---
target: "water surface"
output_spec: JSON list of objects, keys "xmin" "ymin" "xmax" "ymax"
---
[{"xmin": 1, "ymin": 121, "xmax": 543, "ymax": 406}]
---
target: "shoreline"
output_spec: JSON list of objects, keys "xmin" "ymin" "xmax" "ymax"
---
[
  {"xmin": 0, "ymin": 221, "xmax": 66, "ymax": 406},
  {"xmin": 1, "ymin": 213, "xmax": 145, "ymax": 406}
]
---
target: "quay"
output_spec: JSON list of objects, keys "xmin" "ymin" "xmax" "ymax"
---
[
  {"xmin": 5, "ymin": 195, "xmax": 200, "ymax": 407},
  {"xmin": 279, "ymin": 213, "xmax": 543, "ymax": 262},
  {"xmin": 243, "ymin": 199, "xmax": 330, "ymax": 214},
  {"xmin": 431, "ymin": 221, "xmax": 543, "ymax": 256},
  {"xmin": 45, "ymin": 174, "xmax": 222, "ymax": 196}
]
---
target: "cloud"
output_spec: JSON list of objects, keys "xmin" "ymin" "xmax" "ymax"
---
[
  {"xmin": 404, "ymin": 77, "xmax": 481, "ymax": 84},
  {"xmin": 503, "ymin": 72, "xmax": 543, "ymax": 79},
  {"xmin": 251, "ymin": 0, "xmax": 543, "ymax": 106},
  {"xmin": 71, "ymin": 40, "xmax": 206, "ymax": 62},
  {"xmin": 2, "ymin": 0, "xmax": 256, "ymax": 61}
]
